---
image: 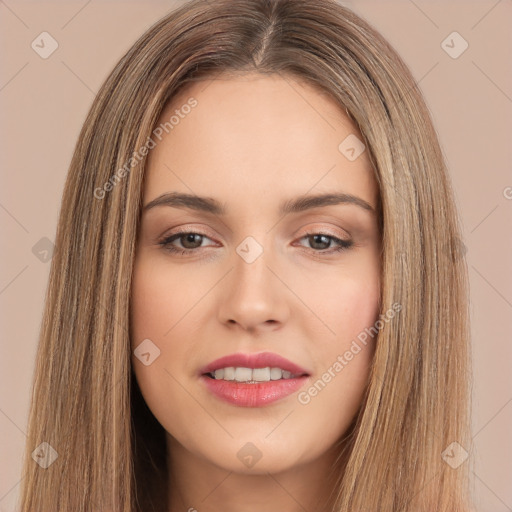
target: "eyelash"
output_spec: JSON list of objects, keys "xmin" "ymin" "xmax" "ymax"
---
[{"xmin": 157, "ymin": 228, "xmax": 353, "ymax": 257}]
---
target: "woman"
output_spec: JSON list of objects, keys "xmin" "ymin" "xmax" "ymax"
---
[{"xmin": 19, "ymin": 0, "xmax": 472, "ymax": 510}]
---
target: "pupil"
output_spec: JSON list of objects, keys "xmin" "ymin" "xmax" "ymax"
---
[
  {"xmin": 183, "ymin": 234, "xmax": 201, "ymax": 248},
  {"xmin": 311, "ymin": 234, "xmax": 329, "ymax": 249}
]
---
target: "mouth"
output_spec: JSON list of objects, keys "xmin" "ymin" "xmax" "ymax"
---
[
  {"xmin": 204, "ymin": 366, "xmax": 306, "ymax": 383},
  {"xmin": 199, "ymin": 352, "xmax": 311, "ymax": 407}
]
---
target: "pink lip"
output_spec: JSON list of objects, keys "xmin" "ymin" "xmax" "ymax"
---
[
  {"xmin": 199, "ymin": 351, "xmax": 310, "ymax": 376},
  {"xmin": 198, "ymin": 352, "xmax": 311, "ymax": 408},
  {"xmin": 200, "ymin": 376, "xmax": 310, "ymax": 407}
]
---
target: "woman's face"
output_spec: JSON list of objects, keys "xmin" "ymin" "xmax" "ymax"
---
[{"xmin": 130, "ymin": 72, "xmax": 381, "ymax": 474}]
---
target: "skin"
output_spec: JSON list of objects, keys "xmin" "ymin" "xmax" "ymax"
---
[{"xmin": 130, "ymin": 72, "xmax": 381, "ymax": 512}]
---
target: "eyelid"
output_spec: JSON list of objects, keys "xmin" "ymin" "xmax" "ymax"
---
[
  {"xmin": 158, "ymin": 223, "xmax": 349, "ymax": 244},
  {"xmin": 295, "ymin": 222, "xmax": 349, "ymax": 238},
  {"xmin": 157, "ymin": 223, "xmax": 353, "ymax": 257},
  {"xmin": 158, "ymin": 225, "xmax": 218, "ymax": 242},
  {"xmin": 289, "ymin": 221, "xmax": 353, "ymax": 247}
]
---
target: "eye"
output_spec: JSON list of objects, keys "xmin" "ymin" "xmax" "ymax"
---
[
  {"xmin": 158, "ymin": 229, "xmax": 216, "ymax": 255},
  {"xmin": 157, "ymin": 229, "xmax": 353, "ymax": 257},
  {"xmin": 296, "ymin": 231, "xmax": 353, "ymax": 253}
]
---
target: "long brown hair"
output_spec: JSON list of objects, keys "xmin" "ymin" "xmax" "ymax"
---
[{"xmin": 19, "ymin": 0, "xmax": 472, "ymax": 510}]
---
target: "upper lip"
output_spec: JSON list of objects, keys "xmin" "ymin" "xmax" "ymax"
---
[{"xmin": 200, "ymin": 352, "xmax": 310, "ymax": 376}]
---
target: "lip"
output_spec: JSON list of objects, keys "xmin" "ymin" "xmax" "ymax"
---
[
  {"xmin": 198, "ymin": 352, "xmax": 311, "ymax": 408},
  {"xmin": 199, "ymin": 351, "xmax": 310, "ymax": 376},
  {"xmin": 200, "ymin": 375, "xmax": 310, "ymax": 407}
]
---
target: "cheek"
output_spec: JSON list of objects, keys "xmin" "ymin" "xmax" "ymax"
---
[
  {"xmin": 296, "ymin": 253, "xmax": 380, "ymax": 406},
  {"xmin": 129, "ymin": 259, "xmax": 197, "ymax": 437},
  {"xmin": 298, "ymin": 256, "xmax": 380, "ymax": 346},
  {"xmin": 130, "ymin": 257, "xmax": 197, "ymax": 343},
  {"xmin": 294, "ymin": 276, "xmax": 379, "ymax": 446},
  {"xmin": 130, "ymin": 259, "xmax": 178, "ymax": 381},
  {"xmin": 130, "ymin": 269, "xmax": 167, "ymax": 343},
  {"xmin": 334, "ymin": 277, "xmax": 380, "ymax": 341}
]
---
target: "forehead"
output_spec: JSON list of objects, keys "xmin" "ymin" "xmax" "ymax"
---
[{"xmin": 143, "ymin": 72, "xmax": 378, "ymax": 211}]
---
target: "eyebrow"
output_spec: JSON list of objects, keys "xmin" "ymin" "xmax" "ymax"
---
[{"xmin": 143, "ymin": 191, "xmax": 375, "ymax": 216}]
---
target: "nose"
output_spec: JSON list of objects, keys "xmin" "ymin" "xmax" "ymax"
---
[{"xmin": 217, "ymin": 239, "xmax": 290, "ymax": 333}]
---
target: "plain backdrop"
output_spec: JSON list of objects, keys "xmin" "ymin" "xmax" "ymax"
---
[{"xmin": 0, "ymin": 1, "xmax": 511, "ymax": 511}]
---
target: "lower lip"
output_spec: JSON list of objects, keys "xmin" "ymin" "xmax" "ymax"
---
[{"xmin": 200, "ymin": 375, "xmax": 309, "ymax": 407}]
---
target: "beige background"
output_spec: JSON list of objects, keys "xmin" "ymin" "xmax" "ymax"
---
[{"xmin": 0, "ymin": 1, "xmax": 511, "ymax": 510}]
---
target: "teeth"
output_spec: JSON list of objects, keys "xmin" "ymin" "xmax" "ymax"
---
[
  {"xmin": 252, "ymin": 367, "xmax": 270, "ymax": 381},
  {"xmin": 209, "ymin": 366, "xmax": 299, "ymax": 382},
  {"xmin": 270, "ymin": 367, "xmax": 282, "ymax": 380},
  {"xmin": 235, "ymin": 367, "xmax": 252, "ymax": 382},
  {"xmin": 223, "ymin": 367, "xmax": 235, "ymax": 380}
]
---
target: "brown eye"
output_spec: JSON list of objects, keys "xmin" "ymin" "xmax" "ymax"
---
[
  {"xmin": 176, "ymin": 233, "xmax": 204, "ymax": 249},
  {"xmin": 297, "ymin": 231, "xmax": 353, "ymax": 253},
  {"xmin": 158, "ymin": 231, "xmax": 215, "ymax": 255}
]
